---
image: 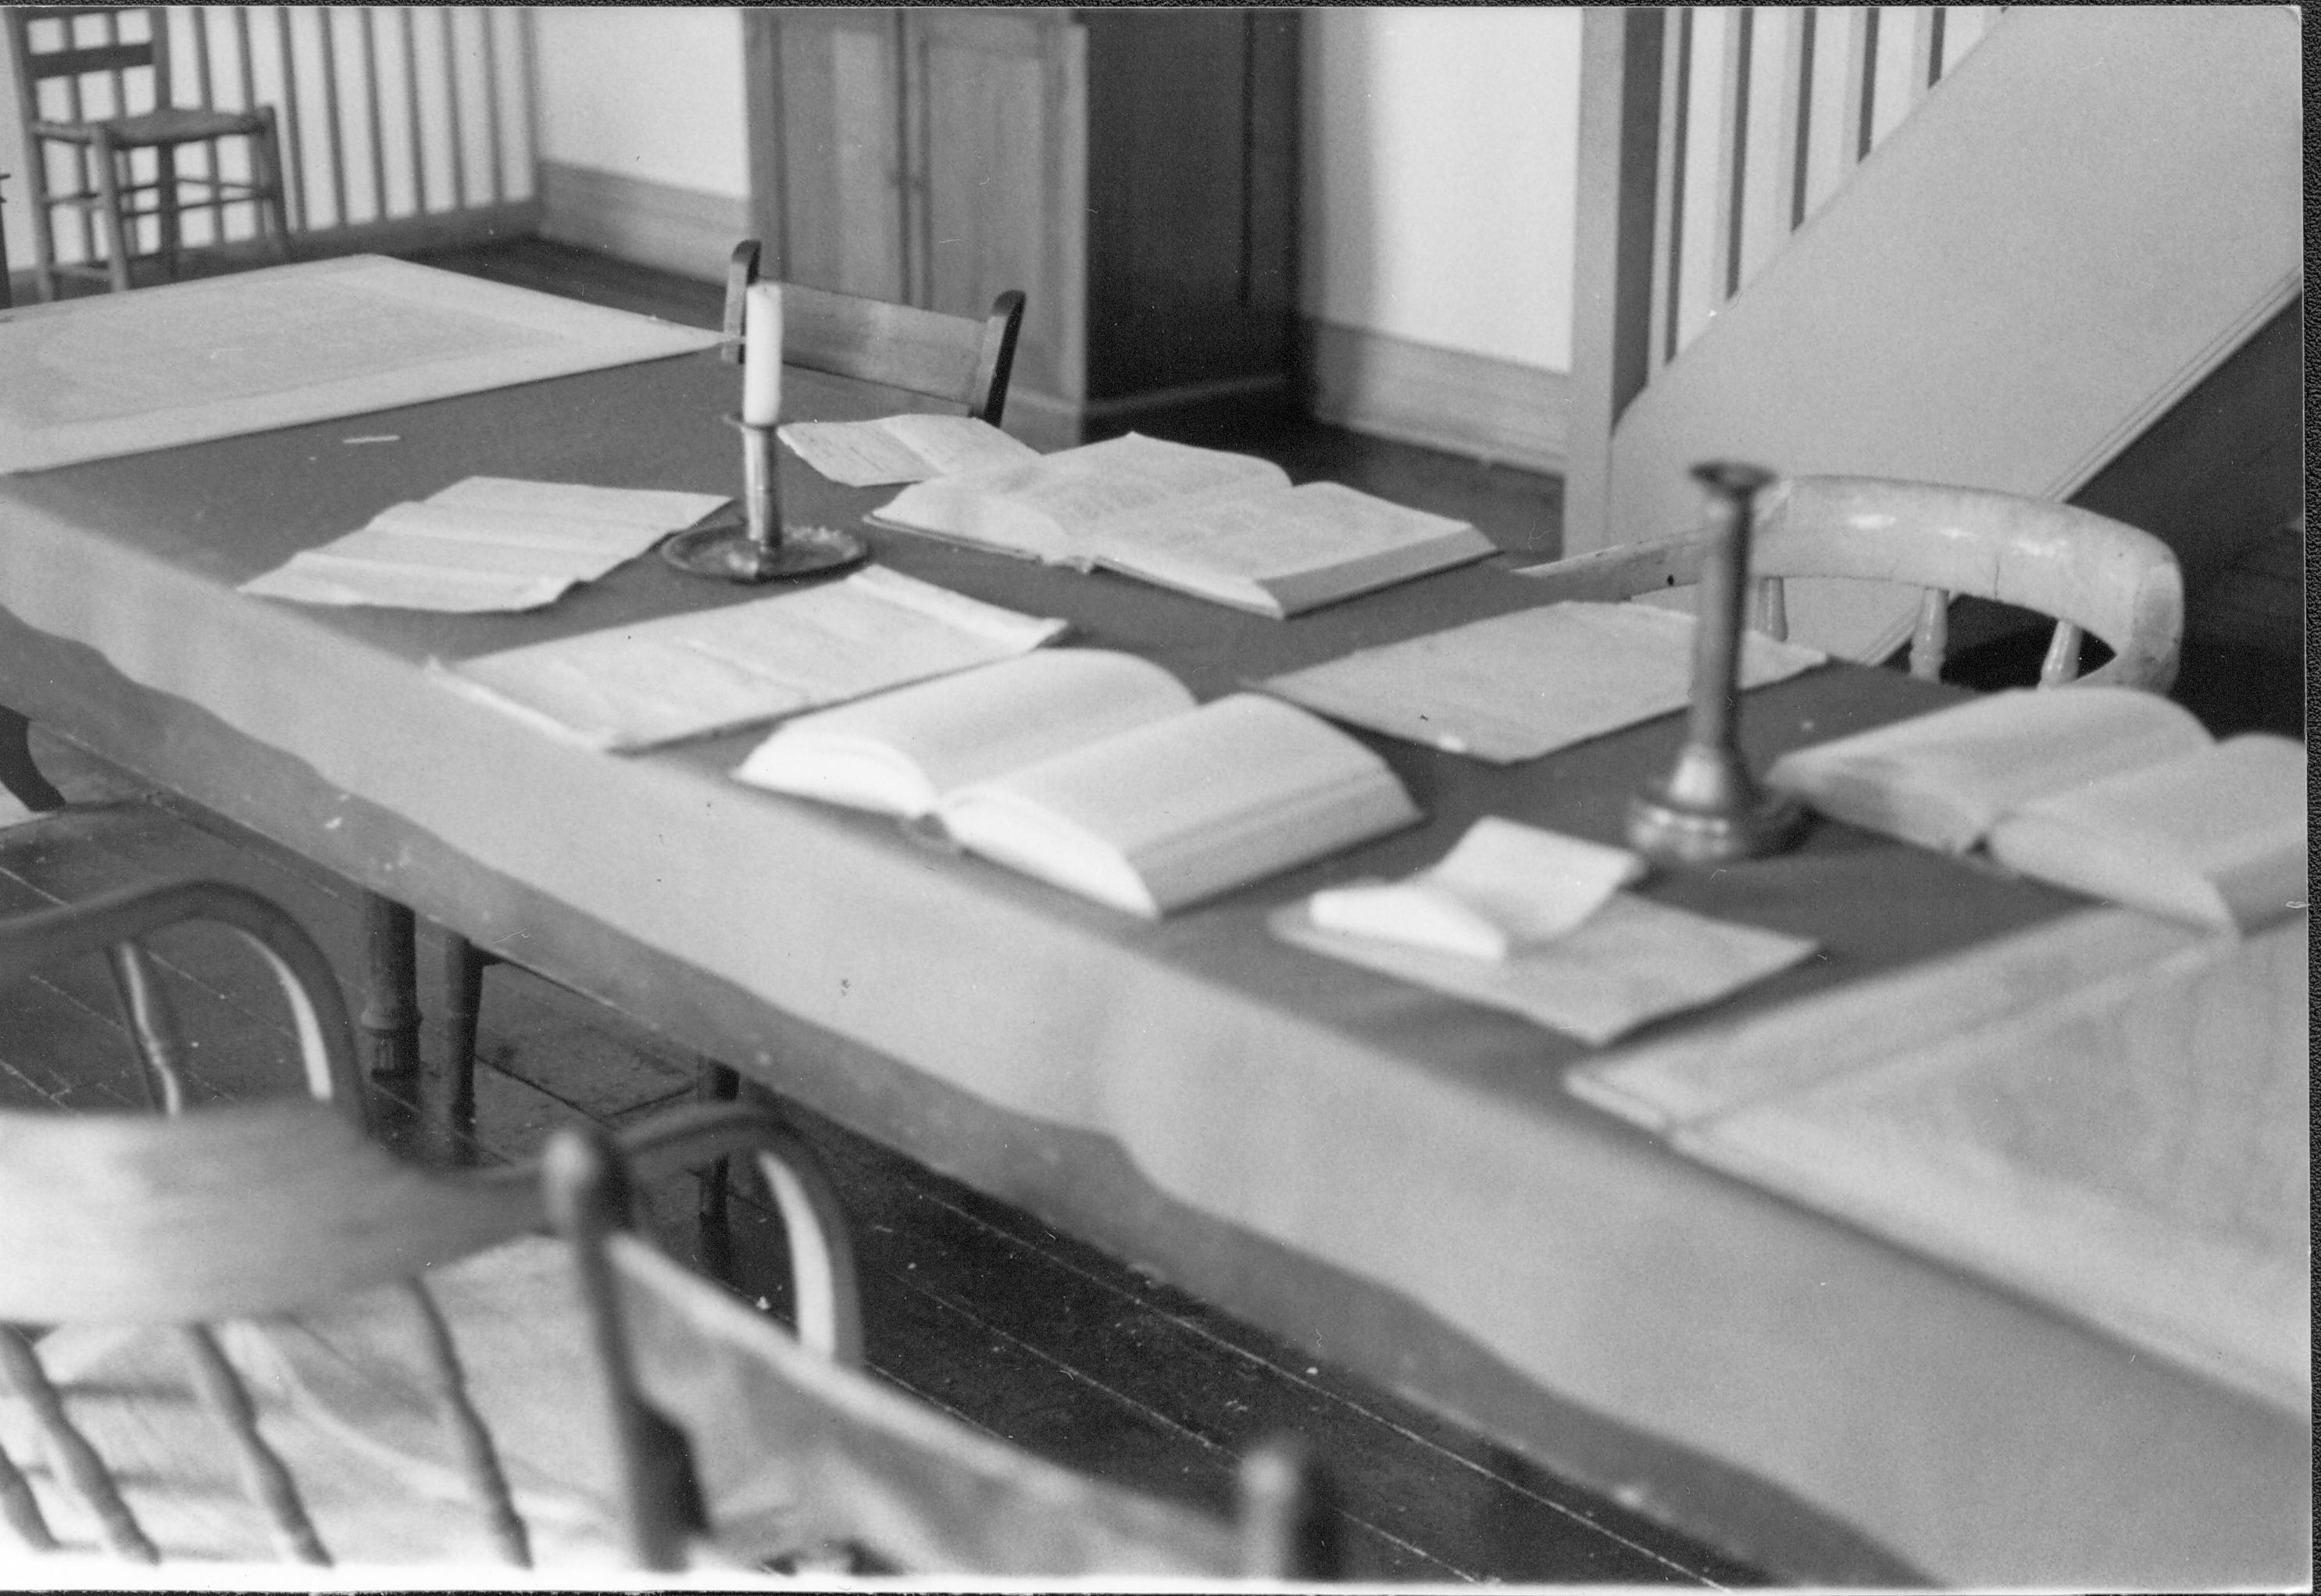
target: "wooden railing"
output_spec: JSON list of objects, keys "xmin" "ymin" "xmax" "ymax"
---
[
  {"xmin": 1644, "ymin": 6, "xmax": 2000, "ymax": 366},
  {"xmin": 7, "ymin": 5, "xmax": 535, "ymax": 269}
]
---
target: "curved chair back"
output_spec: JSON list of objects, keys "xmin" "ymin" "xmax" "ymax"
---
[
  {"xmin": 721, "ymin": 240, "xmax": 1027, "ymax": 425},
  {"xmin": 1520, "ymin": 475, "xmax": 2184, "ymax": 691},
  {"xmin": 545, "ymin": 1124, "xmax": 1336, "ymax": 1579}
]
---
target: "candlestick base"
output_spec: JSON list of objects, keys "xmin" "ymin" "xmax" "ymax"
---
[
  {"xmin": 1624, "ymin": 780, "xmax": 1805, "ymax": 867},
  {"xmin": 660, "ymin": 520, "xmax": 869, "ymax": 584}
]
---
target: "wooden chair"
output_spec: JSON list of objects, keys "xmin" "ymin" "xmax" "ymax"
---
[
  {"xmin": 6, "ymin": 5, "xmax": 291, "ymax": 298},
  {"xmin": 0, "ymin": 877, "xmax": 884, "ymax": 1569},
  {"xmin": 431, "ymin": 241, "xmax": 1029, "ymax": 1166},
  {"xmin": 544, "ymin": 1122, "xmax": 1338, "ymax": 1579},
  {"xmin": 1517, "ymin": 474, "xmax": 2184, "ymax": 691}
]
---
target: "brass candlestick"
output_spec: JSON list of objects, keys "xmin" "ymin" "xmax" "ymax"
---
[
  {"xmin": 660, "ymin": 416, "xmax": 868, "ymax": 584},
  {"xmin": 1625, "ymin": 461, "xmax": 1803, "ymax": 866}
]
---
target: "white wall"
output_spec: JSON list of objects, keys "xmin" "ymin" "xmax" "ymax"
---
[
  {"xmin": 530, "ymin": 5, "xmax": 748, "ymax": 198},
  {"xmin": 1301, "ymin": 9, "xmax": 1582, "ymax": 374}
]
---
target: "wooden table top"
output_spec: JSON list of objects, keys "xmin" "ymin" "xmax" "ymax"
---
[{"xmin": 0, "ymin": 302, "xmax": 2304, "ymax": 1587}]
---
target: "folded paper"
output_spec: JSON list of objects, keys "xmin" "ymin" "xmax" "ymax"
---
[{"xmin": 1309, "ymin": 818, "xmax": 1645, "ymax": 960}]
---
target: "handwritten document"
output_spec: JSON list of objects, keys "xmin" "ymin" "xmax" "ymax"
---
[
  {"xmin": 1260, "ymin": 601, "xmax": 1827, "ymax": 763},
  {"xmin": 240, "ymin": 478, "xmax": 729, "ymax": 612},
  {"xmin": 440, "ymin": 566, "xmax": 1069, "ymax": 752},
  {"xmin": 0, "ymin": 255, "xmax": 721, "ymax": 473},
  {"xmin": 779, "ymin": 414, "xmax": 1037, "ymax": 487}
]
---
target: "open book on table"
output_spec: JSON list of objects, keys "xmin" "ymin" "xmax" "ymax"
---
[
  {"xmin": 870, "ymin": 432, "xmax": 1496, "ymax": 618},
  {"xmin": 734, "ymin": 650, "xmax": 1422, "ymax": 916},
  {"xmin": 1766, "ymin": 687, "xmax": 2306, "ymax": 931}
]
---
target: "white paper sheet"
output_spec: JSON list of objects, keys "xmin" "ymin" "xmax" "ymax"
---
[
  {"xmin": 1309, "ymin": 818, "xmax": 1645, "ymax": 960},
  {"xmin": 0, "ymin": 255, "xmax": 723, "ymax": 474},
  {"xmin": 1260, "ymin": 601, "xmax": 1828, "ymax": 763},
  {"xmin": 779, "ymin": 414, "xmax": 1037, "ymax": 487},
  {"xmin": 240, "ymin": 477, "xmax": 729, "ymax": 613},
  {"xmin": 439, "ymin": 566, "xmax": 1070, "ymax": 752},
  {"xmin": 1273, "ymin": 893, "xmax": 1817, "ymax": 1047}
]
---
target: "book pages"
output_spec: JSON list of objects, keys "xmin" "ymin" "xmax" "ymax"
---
[
  {"xmin": 780, "ymin": 415, "xmax": 1037, "ymax": 487},
  {"xmin": 0, "ymin": 255, "xmax": 723, "ymax": 474},
  {"xmin": 1261, "ymin": 602, "xmax": 1826, "ymax": 763},
  {"xmin": 1273, "ymin": 894, "xmax": 1817, "ymax": 1047},
  {"xmin": 1309, "ymin": 818, "xmax": 1646, "ymax": 960},
  {"xmin": 439, "ymin": 566, "xmax": 1068, "ymax": 752},
  {"xmin": 240, "ymin": 479, "xmax": 728, "ymax": 612}
]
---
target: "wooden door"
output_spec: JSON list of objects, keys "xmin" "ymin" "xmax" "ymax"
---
[
  {"xmin": 751, "ymin": 9, "xmax": 910, "ymax": 304},
  {"xmin": 1563, "ymin": 7, "xmax": 2303, "ymax": 661}
]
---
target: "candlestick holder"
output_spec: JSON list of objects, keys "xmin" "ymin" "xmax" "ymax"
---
[
  {"xmin": 662, "ymin": 416, "xmax": 867, "ymax": 584},
  {"xmin": 1625, "ymin": 460, "xmax": 1804, "ymax": 866}
]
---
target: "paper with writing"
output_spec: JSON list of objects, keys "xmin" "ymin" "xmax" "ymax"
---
[
  {"xmin": 1309, "ymin": 818, "xmax": 1645, "ymax": 960},
  {"xmin": 1273, "ymin": 893, "xmax": 1817, "ymax": 1047},
  {"xmin": 440, "ymin": 566, "xmax": 1069, "ymax": 752},
  {"xmin": 240, "ymin": 477, "xmax": 729, "ymax": 612},
  {"xmin": 1260, "ymin": 601, "xmax": 1827, "ymax": 763},
  {"xmin": 780, "ymin": 414, "xmax": 1037, "ymax": 487},
  {"xmin": 0, "ymin": 255, "xmax": 722, "ymax": 474}
]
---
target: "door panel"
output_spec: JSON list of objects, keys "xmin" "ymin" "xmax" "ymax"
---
[{"xmin": 770, "ymin": 9, "xmax": 907, "ymax": 302}]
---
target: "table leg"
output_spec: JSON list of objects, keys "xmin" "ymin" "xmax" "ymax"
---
[
  {"xmin": 695, "ymin": 1060, "xmax": 741, "ymax": 1277},
  {"xmin": 359, "ymin": 892, "xmax": 422, "ymax": 1088},
  {"xmin": 0, "ymin": 706, "xmax": 66, "ymax": 812},
  {"xmin": 431, "ymin": 934, "xmax": 489, "ymax": 1165}
]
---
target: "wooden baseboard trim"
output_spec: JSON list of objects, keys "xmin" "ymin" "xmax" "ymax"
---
[
  {"xmin": 1298, "ymin": 316, "xmax": 1569, "ymax": 476},
  {"xmin": 1004, "ymin": 373, "xmax": 1297, "ymax": 452},
  {"xmin": 537, "ymin": 161, "xmax": 747, "ymax": 286}
]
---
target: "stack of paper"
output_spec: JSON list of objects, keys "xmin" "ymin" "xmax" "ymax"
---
[
  {"xmin": 438, "ymin": 566, "xmax": 1069, "ymax": 752},
  {"xmin": 240, "ymin": 478, "xmax": 730, "ymax": 612},
  {"xmin": 1260, "ymin": 602, "xmax": 1826, "ymax": 762},
  {"xmin": 779, "ymin": 414, "xmax": 1037, "ymax": 487},
  {"xmin": 1273, "ymin": 818, "xmax": 1818, "ymax": 1045}
]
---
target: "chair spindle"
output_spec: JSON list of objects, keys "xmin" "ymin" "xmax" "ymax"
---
[
  {"xmin": 173, "ymin": 1323, "xmax": 329, "ymax": 1563},
  {"xmin": 0, "ymin": 1326, "xmax": 159, "ymax": 1562},
  {"xmin": 1909, "ymin": 587, "xmax": 1951, "ymax": 680},
  {"xmin": 1751, "ymin": 574, "xmax": 1789, "ymax": 640},
  {"xmin": 2039, "ymin": 619, "xmax": 2084, "ymax": 687},
  {"xmin": 105, "ymin": 940, "xmax": 188, "ymax": 1115},
  {"xmin": 398, "ymin": 1280, "xmax": 532, "ymax": 1566}
]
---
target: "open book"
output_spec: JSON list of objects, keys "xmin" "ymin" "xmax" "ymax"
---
[
  {"xmin": 735, "ymin": 650, "xmax": 1421, "ymax": 916},
  {"xmin": 1766, "ymin": 687, "xmax": 2306, "ymax": 930},
  {"xmin": 872, "ymin": 432, "xmax": 1495, "ymax": 617}
]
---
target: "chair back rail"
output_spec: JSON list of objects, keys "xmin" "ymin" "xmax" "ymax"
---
[
  {"xmin": 722, "ymin": 237, "xmax": 1027, "ymax": 425},
  {"xmin": 1519, "ymin": 475, "xmax": 2183, "ymax": 691},
  {"xmin": 545, "ymin": 1123, "xmax": 1334, "ymax": 1578}
]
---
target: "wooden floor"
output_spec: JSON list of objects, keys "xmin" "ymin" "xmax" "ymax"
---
[
  {"xmin": 5, "ymin": 237, "xmax": 2298, "ymax": 1584},
  {"xmin": 0, "ymin": 237, "xmax": 1766, "ymax": 1586}
]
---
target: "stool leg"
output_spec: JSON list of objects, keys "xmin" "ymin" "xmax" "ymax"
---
[
  {"xmin": 435, "ymin": 934, "xmax": 489, "ymax": 1162},
  {"xmin": 359, "ymin": 892, "xmax": 422, "ymax": 1088},
  {"xmin": 0, "ymin": 708, "xmax": 66, "ymax": 812},
  {"xmin": 695, "ymin": 1060, "xmax": 741, "ymax": 1277}
]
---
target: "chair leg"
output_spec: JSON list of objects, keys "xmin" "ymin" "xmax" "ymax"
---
[
  {"xmin": 154, "ymin": 145, "xmax": 182, "ymax": 283},
  {"xmin": 89, "ymin": 133, "xmax": 133, "ymax": 293},
  {"xmin": 436, "ymin": 933, "xmax": 490, "ymax": 1160},
  {"xmin": 695, "ymin": 1060, "xmax": 742, "ymax": 1277},
  {"xmin": 358, "ymin": 892, "xmax": 422, "ymax": 1088},
  {"xmin": 252, "ymin": 109, "xmax": 292, "ymax": 259},
  {"xmin": 0, "ymin": 707, "xmax": 66, "ymax": 812},
  {"xmin": 22, "ymin": 148, "xmax": 62, "ymax": 302}
]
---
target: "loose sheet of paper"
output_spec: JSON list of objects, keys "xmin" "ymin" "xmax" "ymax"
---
[
  {"xmin": 779, "ymin": 414, "xmax": 1037, "ymax": 487},
  {"xmin": 1273, "ymin": 893, "xmax": 1817, "ymax": 1048},
  {"xmin": 1259, "ymin": 602, "xmax": 1827, "ymax": 763},
  {"xmin": 1309, "ymin": 818, "xmax": 1645, "ymax": 960},
  {"xmin": 0, "ymin": 255, "xmax": 723, "ymax": 474},
  {"xmin": 440, "ymin": 566, "xmax": 1070, "ymax": 752},
  {"xmin": 240, "ymin": 478, "xmax": 729, "ymax": 612}
]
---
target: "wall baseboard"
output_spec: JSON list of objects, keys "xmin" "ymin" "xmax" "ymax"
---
[
  {"xmin": 537, "ymin": 162, "xmax": 746, "ymax": 286},
  {"xmin": 1298, "ymin": 316, "xmax": 1569, "ymax": 477}
]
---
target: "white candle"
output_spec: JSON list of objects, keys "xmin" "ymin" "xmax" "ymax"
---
[{"xmin": 741, "ymin": 281, "xmax": 783, "ymax": 425}]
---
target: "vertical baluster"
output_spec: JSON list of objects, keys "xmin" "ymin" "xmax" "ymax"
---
[
  {"xmin": 479, "ymin": 8, "xmax": 506, "ymax": 205},
  {"xmin": 191, "ymin": 8, "xmax": 224, "ymax": 250},
  {"xmin": 1782, "ymin": 7, "xmax": 1815, "ymax": 230},
  {"xmin": 400, "ymin": 8, "xmax": 430, "ymax": 213},
  {"xmin": 317, "ymin": 7, "xmax": 348, "ymax": 229},
  {"xmin": 441, "ymin": 9, "xmax": 470, "ymax": 212},
  {"xmin": 274, "ymin": 5, "xmax": 309, "ymax": 231},
  {"xmin": 359, "ymin": 8, "xmax": 387, "ymax": 222},
  {"xmin": 1916, "ymin": 6, "xmax": 1948, "ymax": 92},
  {"xmin": 514, "ymin": 7, "xmax": 541, "ymax": 202},
  {"xmin": 1842, "ymin": 5, "xmax": 1878, "ymax": 167},
  {"xmin": 1648, "ymin": 6, "xmax": 1691, "ymax": 370},
  {"xmin": 1712, "ymin": 7, "xmax": 1752, "ymax": 303},
  {"xmin": 230, "ymin": 7, "xmax": 259, "ymax": 241}
]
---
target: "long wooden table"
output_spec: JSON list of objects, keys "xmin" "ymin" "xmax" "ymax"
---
[{"xmin": 0, "ymin": 330, "xmax": 2305, "ymax": 1586}]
